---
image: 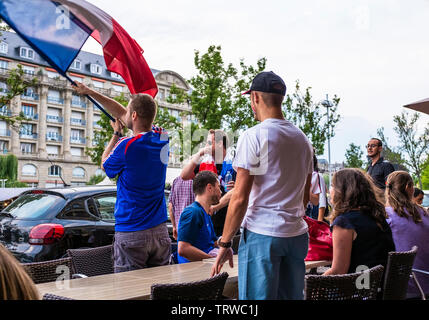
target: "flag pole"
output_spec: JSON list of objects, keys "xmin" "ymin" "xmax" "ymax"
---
[{"xmin": 64, "ymin": 74, "xmax": 115, "ymax": 122}]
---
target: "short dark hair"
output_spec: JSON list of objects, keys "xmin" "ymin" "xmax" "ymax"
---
[
  {"xmin": 260, "ymin": 92, "xmax": 284, "ymax": 108},
  {"xmin": 370, "ymin": 138, "xmax": 382, "ymax": 147},
  {"xmin": 129, "ymin": 93, "xmax": 157, "ymax": 127},
  {"xmin": 414, "ymin": 187, "xmax": 424, "ymax": 198},
  {"xmin": 193, "ymin": 171, "xmax": 219, "ymax": 195}
]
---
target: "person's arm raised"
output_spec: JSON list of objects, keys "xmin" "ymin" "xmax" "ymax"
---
[{"xmin": 72, "ymin": 81, "xmax": 128, "ymax": 125}]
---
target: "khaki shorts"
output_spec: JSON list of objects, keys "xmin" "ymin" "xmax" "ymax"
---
[{"xmin": 113, "ymin": 223, "xmax": 171, "ymax": 273}]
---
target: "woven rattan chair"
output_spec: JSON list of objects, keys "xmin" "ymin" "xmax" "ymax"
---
[
  {"xmin": 42, "ymin": 293, "xmax": 75, "ymax": 300},
  {"xmin": 305, "ymin": 265, "xmax": 384, "ymax": 300},
  {"xmin": 22, "ymin": 257, "xmax": 74, "ymax": 284},
  {"xmin": 66, "ymin": 245, "xmax": 113, "ymax": 277},
  {"xmin": 382, "ymin": 246, "xmax": 418, "ymax": 300},
  {"xmin": 150, "ymin": 272, "xmax": 229, "ymax": 300}
]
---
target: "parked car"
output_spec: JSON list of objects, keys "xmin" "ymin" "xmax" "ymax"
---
[
  {"xmin": 423, "ymin": 190, "xmax": 429, "ymax": 209},
  {"xmin": 0, "ymin": 186, "xmax": 174, "ymax": 263}
]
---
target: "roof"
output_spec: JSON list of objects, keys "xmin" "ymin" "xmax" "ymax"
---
[
  {"xmin": 20, "ymin": 186, "xmax": 117, "ymax": 200},
  {"xmin": 0, "ymin": 31, "xmax": 160, "ymax": 83}
]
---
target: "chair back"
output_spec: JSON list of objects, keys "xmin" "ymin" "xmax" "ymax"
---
[
  {"xmin": 42, "ymin": 293, "xmax": 75, "ymax": 300},
  {"xmin": 150, "ymin": 272, "xmax": 229, "ymax": 300},
  {"xmin": 66, "ymin": 245, "xmax": 113, "ymax": 277},
  {"xmin": 22, "ymin": 257, "xmax": 74, "ymax": 284},
  {"xmin": 382, "ymin": 246, "xmax": 418, "ymax": 300},
  {"xmin": 305, "ymin": 265, "xmax": 384, "ymax": 300}
]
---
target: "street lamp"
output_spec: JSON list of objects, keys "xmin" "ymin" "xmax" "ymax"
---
[{"xmin": 321, "ymin": 94, "xmax": 333, "ymax": 189}]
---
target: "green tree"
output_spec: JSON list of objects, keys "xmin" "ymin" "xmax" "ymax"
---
[
  {"xmin": 0, "ymin": 154, "xmax": 26, "ymax": 187},
  {"xmin": 393, "ymin": 111, "xmax": 429, "ymax": 189},
  {"xmin": 345, "ymin": 143, "xmax": 364, "ymax": 169},
  {"xmin": 86, "ymin": 174, "xmax": 105, "ymax": 185},
  {"xmin": 421, "ymin": 158, "xmax": 429, "ymax": 189},
  {"xmin": 282, "ymin": 80, "xmax": 340, "ymax": 155},
  {"xmin": 85, "ymin": 94, "xmax": 129, "ymax": 165},
  {"xmin": 376, "ymin": 127, "xmax": 408, "ymax": 171}
]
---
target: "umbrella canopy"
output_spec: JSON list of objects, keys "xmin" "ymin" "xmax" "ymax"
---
[{"xmin": 403, "ymin": 98, "xmax": 429, "ymax": 115}]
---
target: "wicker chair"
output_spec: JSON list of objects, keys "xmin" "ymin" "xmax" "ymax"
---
[
  {"xmin": 22, "ymin": 257, "xmax": 74, "ymax": 284},
  {"xmin": 66, "ymin": 245, "xmax": 114, "ymax": 277},
  {"xmin": 382, "ymin": 246, "xmax": 418, "ymax": 300},
  {"xmin": 150, "ymin": 272, "xmax": 229, "ymax": 300},
  {"xmin": 305, "ymin": 265, "xmax": 384, "ymax": 300},
  {"xmin": 42, "ymin": 293, "xmax": 75, "ymax": 300}
]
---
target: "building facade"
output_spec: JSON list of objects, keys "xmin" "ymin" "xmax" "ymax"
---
[{"xmin": 0, "ymin": 31, "xmax": 191, "ymax": 187}]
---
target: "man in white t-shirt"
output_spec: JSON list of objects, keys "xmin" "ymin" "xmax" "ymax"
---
[{"xmin": 211, "ymin": 71, "xmax": 313, "ymax": 300}]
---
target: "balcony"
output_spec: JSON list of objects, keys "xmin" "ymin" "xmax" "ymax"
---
[
  {"xmin": 23, "ymin": 113, "xmax": 39, "ymax": 121},
  {"xmin": 47, "ymin": 154, "xmax": 64, "ymax": 160},
  {"xmin": 21, "ymin": 93, "xmax": 39, "ymax": 101},
  {"xmin": 46, "ymin": 115, "xmax": 64, "ymax": 123},
  {"xmin": 19, "ymin": 132, "xmax": 38, "ymax": 139},
  {"xmin": 0, "ymin": 129, "xmax": 11, "ymax": 137},
  {"xmin": 1, "ymin": 149, "xmax": 8, "ymax": 154},
  {"xmin": 71, "ymin": 99, "xmax": 87, "ymax": 109},
  {"xmin": 70, "ymin": 137, "xmax": 86, "ymax": 144},
  {"xmin": 21, "ymin": 151, "xmax": 38, "ymax": 157},
  {"xmin": 0, "ymin": 109, "xmax": 11, "ymax": 116},
  {"xmin": 71, "ymin": 118, "xmax": 86, "ymax": 126},
  {"xmin": 47, "ymin": 96, "xmax": 64, "ymax": 105},
  {"xmin": 46, "ymin": 133, "xmax": 63, "ymax": 142}
]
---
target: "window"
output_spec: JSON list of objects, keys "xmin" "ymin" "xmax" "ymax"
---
[
  {"xmin": 95, "ymin": 168, "xmax": 105, "ymax": 177},
  {"xmin": 92, "ymin": 80, "xmax": 104, "ymax": 88},
  {"xmin": 20, "ymin": 123, "xmax": 34, "ymax": 135},
  {"xmin": 21, "ymin": 143, "xmax": 34, "ymax": 154},
  {"xmin": 112, "ymin": 85, "xmax": 123, "ymax": 92},
  {"xmin": 70, "ymin": 147, "xmax": 82, "ymax": 157},
  {"xmin": 22, "ymin": 164, "xmax": 37, "ymax": 176},
  {"xmin": 47, "ymin": 71, "xmax": 59, "ymax": 78},
  {"xmin": 60, "ymin": 198, "xmax": 94, "ymax": 220},
  {"xmin": 0, "ymin": 81, "xmax": 7, "ymax": 94},
  {"xmin": 21, "ymin": 104, "xmax": 35, "ymax": 117},
  {"xmin": 46, "ymin": 145, "xmax": 59, "ymax": 155},
  {"xmin": 23, "ymin": 66, "xmax": 35, "ymax": 75},
  {"xmin": 3, "ymin": 194, "xmax": 65, "ymax": 220},
  {"xmin": 90, "ymin": 64, "xmax": 102, "ymax": 75},
  {"xmin": 71, "ymin": 59, "xmax": 81, "ymax": 70},
  {"xmin": 0, "ymin": 140, "xmax": 7, "ymax": 152},
  {"xmin": 48, "ymin": 165, "xmax": 62, "ymax": 177},
  {"xmin": 110, "ymin": 71, "xmax": 122, "ymax": 79},
  {"xmin": 20, "ymin": 47, "xmax": 34, "ymax": 59},
  {"xmin": 70, "ymin": 75, "xmax": 83, "ymax": 83},
  {"xmin": 0, "ymin": 60, "xmax": 8, "ymax": 70},
  {"xmin": 72, "ymin": 167, "xmax": 85, "ymax": 178},
  {"xmin": 0, "ymin": 42, "xmax": 8, "ymax": 54},
  {"xmin": 93, "ymin": 195, "xmax": 116, "ymax": 221}
]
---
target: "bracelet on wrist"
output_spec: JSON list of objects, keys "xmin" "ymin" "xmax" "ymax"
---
[{"xmin": 113, "ymin": 131, "xmax": 123, "ymax": 137}]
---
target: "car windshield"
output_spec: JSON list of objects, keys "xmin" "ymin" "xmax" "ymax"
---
[{"xmin": 2, "ymin": 193, "xmax": 65, "ymax": 220}]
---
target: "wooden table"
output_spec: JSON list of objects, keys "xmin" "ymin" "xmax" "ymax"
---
[{"xmin": 36, "ymin": 256, "xmax": 331, "ymax": 300}]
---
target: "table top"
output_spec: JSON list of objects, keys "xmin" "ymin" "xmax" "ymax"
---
[{"xmin": 36, "ymin": 256, "xmax": 331, "ymax": 300}]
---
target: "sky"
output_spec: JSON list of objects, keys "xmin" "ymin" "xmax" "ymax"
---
[{"xmin": 82, "ymin": 0, "xmax": 429, "ymax": 163}]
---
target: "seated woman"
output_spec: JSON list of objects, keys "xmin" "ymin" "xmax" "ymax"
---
[
  {"xmin": 385, "ymin": 171, "xmax": 429, "ymax": 298},
  {"xmin": 323, "ymin": 168, "xmax": 395, "ymax": 275},
  {"xmin": 0, "ymin": 244, "xmax": 40, "ymax": 300}
]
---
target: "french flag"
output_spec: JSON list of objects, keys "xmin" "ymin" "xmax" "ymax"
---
[{"xmin": 0, "ymin": 0, "xmax": 158, "ymax": 97}]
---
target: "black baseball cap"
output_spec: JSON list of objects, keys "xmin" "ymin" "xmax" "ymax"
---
[{"xmin": 243, "ymin": 71, "xmax": 286, "ymax": 96}]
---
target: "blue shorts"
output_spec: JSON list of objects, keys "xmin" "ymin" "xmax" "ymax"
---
[{"xmin": 238, "ymin": 229, "xmax": 309, "ymax": 300}]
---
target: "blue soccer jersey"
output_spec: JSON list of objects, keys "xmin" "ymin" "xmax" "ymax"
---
[
  {"xmin": 103, "ymin": 126, "xmax": 169, "ymax": 232},
  {"xmin": 177, "ymin": 201, "xmax": 217, "ymax": 264}
]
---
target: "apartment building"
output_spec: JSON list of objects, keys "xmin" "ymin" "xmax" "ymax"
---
[{"xmin": 0, "ymin": 31, "xmax": 191, "ymax": 187}]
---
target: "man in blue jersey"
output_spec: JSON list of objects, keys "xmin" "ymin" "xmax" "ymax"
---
[
  {"xmin": 177, "ymin": 171, "xmax": 233, "ymax": 264},
  {"xmin": 73, "ymin": 82, "xmax": 171, "ymax": 273}
]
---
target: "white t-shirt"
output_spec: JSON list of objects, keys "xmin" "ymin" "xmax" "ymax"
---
[
  {"xmin": 318, "ymin": 173, "xmax": 327, "ymax": 208},
  {"xmin": 233, "ymin": 118, "xmax": 313, "ymax": 238}
]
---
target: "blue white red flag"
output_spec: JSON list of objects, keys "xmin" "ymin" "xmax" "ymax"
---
[{"xmin": 0, "ymin": 0, "xmax": 158, "ymax": 97}]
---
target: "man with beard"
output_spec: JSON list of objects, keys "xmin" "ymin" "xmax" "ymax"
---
[
  {"xmin": 177, "ymin": 171, "xmax": 234, "ymax": 264},
  {"xmin": 366, "ymin": 138, "xmax": 395, "ymax": 190}
]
